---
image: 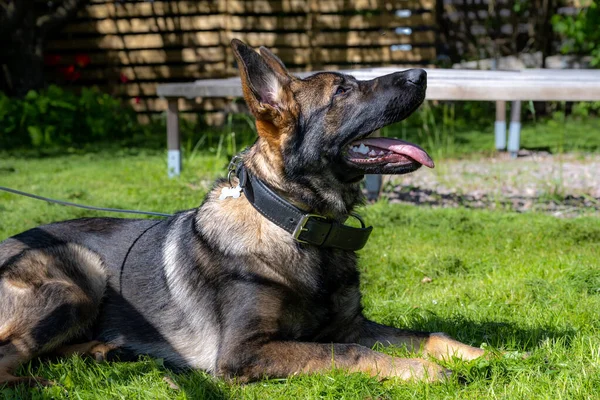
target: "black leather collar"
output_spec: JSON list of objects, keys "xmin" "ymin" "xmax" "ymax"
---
[{"xmin": 236, "ymin": 165, "xmax": 372, "ymax": 251}]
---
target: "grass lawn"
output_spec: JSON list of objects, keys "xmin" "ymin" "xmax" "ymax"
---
[{"xmin": 1, "ymin": 151, "xmax": 599, "ymax": 399}]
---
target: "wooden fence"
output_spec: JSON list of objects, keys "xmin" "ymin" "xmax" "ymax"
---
[{"xmin": 45, "ymin": 0, "xmax": 437, "ymax": 120}]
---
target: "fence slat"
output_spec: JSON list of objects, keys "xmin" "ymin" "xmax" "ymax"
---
[
  {"xmin": 315, "ymin": 0, "xmax": 435, "ymax": 12},
  {"xmin": 63, "ymin": 64, "xmax": 228, "ymax": 82},
  {"xmin": 227, "ymin": 15, "xmax": 311, "ymax": 31},
  {"xmin": 64, "ymin": 16, "xmax": 224, "ymax": 34},
  {"xmin": 223, "ymin": 0, "xmax": 310, "ymax": 14},
  {"xmin": 79, "ymin": 1, "xmax": 219, "ymax": 19},
  {"xmin": 315, "ymin": 31, "xmax": 435, "ymax": 46},
  {"xmin": 316, "ymin": 13, "xmax": 434, "ymax": 30},
  {"xmin": 319, "ymin": 47, "xmax": 435, "ymax": 63},
  {"xmin": 57, "ymin": 48, "xmax": 225, "ymax": 66},
  {"xmin": 48, "ymin": 32, "xmax": 223, "ymax": 51}
]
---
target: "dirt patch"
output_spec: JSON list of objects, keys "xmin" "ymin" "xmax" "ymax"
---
[{"xmin": 382, "ymin": 151, "xmax": 600, "ymax": 217}]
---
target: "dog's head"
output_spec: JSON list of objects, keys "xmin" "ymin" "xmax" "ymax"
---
[{"xmin": 231, "ymin": 40, "xmax": 433, "ymax": 211}]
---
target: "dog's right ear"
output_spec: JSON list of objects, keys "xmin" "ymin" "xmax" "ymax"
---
[{"xmin": 231, "ymin": 39, "xmax": 290, "ymax": 121}]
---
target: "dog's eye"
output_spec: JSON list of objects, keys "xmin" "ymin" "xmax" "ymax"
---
[{"xmin": 334, "ymin": 87, "xmax": 347, "ymax": 96}]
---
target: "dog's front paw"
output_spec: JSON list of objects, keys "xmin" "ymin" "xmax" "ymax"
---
[{"xmin": 390, "ymin": 358, "xmax": 451, "ymax": 383}]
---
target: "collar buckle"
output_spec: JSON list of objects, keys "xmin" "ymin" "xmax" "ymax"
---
[
  {"xmin": 292, "ymin": 214, "xmax": 328, "ymax": 244},
  {"xmin": 227, "ymin": 155, "xmax": 243, "ymax": 187}
]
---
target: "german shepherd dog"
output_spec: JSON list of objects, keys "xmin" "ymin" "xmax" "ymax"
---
[{"xmin": 0, "ymin": 40, "xmax": 485, "ymax": 387}]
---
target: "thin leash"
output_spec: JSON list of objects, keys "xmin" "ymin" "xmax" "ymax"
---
[{"xmin": 0, "ymin": 186, "xmax": 173, "ymax": 218}]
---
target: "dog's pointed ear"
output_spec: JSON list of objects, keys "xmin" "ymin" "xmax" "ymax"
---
[
  {"xmin": 259, "ymin": 46, "xmax": 290, "ymax": 77},
  {"xmin": 231, "ymin": 39, "xmax": 290, "ymax": 120}
]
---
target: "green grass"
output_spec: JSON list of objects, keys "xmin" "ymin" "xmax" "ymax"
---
[{"xmin": 1, "ymin": 152, "xmax": 599, "ymax": 399}]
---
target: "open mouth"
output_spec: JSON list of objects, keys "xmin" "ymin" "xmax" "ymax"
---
[{"xmin": 344, "ymin": 137, "xmax": 434, "ymax": 173}]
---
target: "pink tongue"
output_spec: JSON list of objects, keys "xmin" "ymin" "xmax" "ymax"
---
[{"xmin": 353, "ymin": 138, "xmax": 435, "ymax": 168}]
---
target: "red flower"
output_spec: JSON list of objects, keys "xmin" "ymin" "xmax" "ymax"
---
[
  {"xmin": 74, "ymin": 54, "xmax": 91, "ymax": 68},
  {"xmin": 134, "ymin": 97, "xmax": 141, "ymax": 104},
  {"xmin": 44, "ymin": 54, "xmax": 62, "ymax": 66},
  {"xmin": 119, "ymin": 73, "xmax": 129, "ymax": 83},
  {"xmin": 60, "ymin": 65, "xmax": 75, "ymax": 77},
  {"xmin": 60, "ymin": 65, "xmax": 81, "ymax": 81}
]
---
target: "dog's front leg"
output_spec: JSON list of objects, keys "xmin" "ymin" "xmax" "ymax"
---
[
  {"xmin": 356, "ymin": 320, "xmax": 485, "ymax": 361},
  {"xmin": 217, "ymin": 341, "xmax": 449, "ymax": 382}
]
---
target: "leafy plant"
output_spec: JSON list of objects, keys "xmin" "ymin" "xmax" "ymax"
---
[
  {"xmin": 0, "ymin": 85, "xmax": 150, "ymax": 150},
  {"xmin": 552, "ymin": 1, "xmax": 600, "ymax": 66}
]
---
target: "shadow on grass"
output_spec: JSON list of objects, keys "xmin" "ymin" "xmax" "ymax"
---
[{"xmin": 405, "ymin": 314, "xmax": 577, "ymax": 352}]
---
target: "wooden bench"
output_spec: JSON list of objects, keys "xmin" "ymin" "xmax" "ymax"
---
[{"xmin": 158, "ymin": 68, "xmax": 600, "ymax": 197}]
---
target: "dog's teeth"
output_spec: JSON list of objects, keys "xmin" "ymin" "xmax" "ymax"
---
[
  {"xmin": 368, "ymin": 150, "xmax": 377, "ymax": 156},
  {"xmin": 352, "ymin": 146, "xmax": 359, "ymax": 152},
  {"xmin": 377, "ymin": 151, "xmax": 384, "ymax": 156},
  {"xmin": 357, "ymin": 144, "xmax": 370, "ymax": 154}
]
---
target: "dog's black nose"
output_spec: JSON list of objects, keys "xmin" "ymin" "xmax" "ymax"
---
[{"xmin": 406, "ymin": 69, "xmax": 427, "ymax": 86}]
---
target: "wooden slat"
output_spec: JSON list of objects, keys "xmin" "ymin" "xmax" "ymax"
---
[
  {"xmin": 82, "ymin": 0, "xmax": 436, "ymax": 13},
  {"xmin": 48, "ymin": 32, "xmax": 222, "ymax": 51},
  {"xmin": 222, "ymin": 32, "xmax": 311, "ymax": 48},
  {"xmin": 319, "ymin": 47, "xmax": 435, "ymax": 63},
  {"xmin": 314, "ymin": 30, "xmax": 435, "ymax": 46},
  {"xmin": 127, "ymin": 97, "xmax": 231, "ymax": 112},
  {"xmin": 104, "ymin": 82, "xmax": 161, "ymax": 97},
  {"xmin": 138, "ymin": 112, "xmax": 223, "ymax": 124},
  {"xmin": 315, "ymin": 0, "xmax": 435, "ymax": 12},
  {"xmin": 319, "ymin": 63, "xmax": 434, "ymax": 71},
  {"xmin": 71, "ymin": 64, "xmax": 228, "ymax": 82},
  {"xmin": 58, "ymin": 48, "xmax": 225, "ymax": 66},
  {"xmin": 443, "ymin": 0, "xmax": 511, "ymax": 4},
  {"xmin": 228, "ymin": 15, "xmax": 310, "ymax": 31},
  {"xmin": 64, "ymin": 16, "xmax": 223, "ymax": 34},
  {"xmin": 229, "ymin": 14, "xmax": 434, "ymax": 32},
  {"xmin": 222, "ymin": 0, "xmax": 309, "ymax": 14},
  {"xmin": 316, "ymin": 13, "xmax": 435, "ymax": 30},
  {"xmin": 254, "ymin": 48, "xmax": 313, "ymax": 65},
  {"xmin": 129, "ymin": 97, "xmax": 213, "ymax": 113},
  {"xmin": 220, "ymin": 0, "xmax": 435, "ymax": 13},
  {"xmin": 79, "ymin": 2, "xmax": 220, "ymax": 19}
]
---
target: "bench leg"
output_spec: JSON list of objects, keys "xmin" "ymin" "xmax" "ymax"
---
[
  {"xmin": 167, "ymin": 98, "xmax": 181, "ymax": 177},
  {"xmin": 495, "ymin": 101, "xmax": 507, "ymax": 151},
  {"xmin": 365, "ymin": 129, "xmax": 382, "ymax": 201},
  {"xmin": 365, "ymin": 175, "xmax": 382, "ymax": 201},
  {"xmin": 507, "ymin": 100, "xmax": 522, "ymax": 158}
]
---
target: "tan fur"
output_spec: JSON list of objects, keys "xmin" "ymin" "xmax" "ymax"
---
[
  {"xmin": 0, "ymin": 341, "xmax": 53, "ymax": 387},
  {"xmin": 0, "ymin": 243, "xmax": 108, "ymax": 386},
  {"xmin": 422, "ymin": 332, "xmax": 485, "ymax": 361},
  {"xmin": 225, "ymin": 341, "xmax": 448, "ymax": 383},
  {"xmin": 55, "ymin": 341, "xmax": 118, "ymax": 362}
]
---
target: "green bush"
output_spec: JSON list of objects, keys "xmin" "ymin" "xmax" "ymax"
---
[
  {"xmin": 0, "ymin": 85, "xmax": 149, "ymax": 150},
  {"xmin": 552, "ymin": 1, "xmax": 600, "ymax": 67}
]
